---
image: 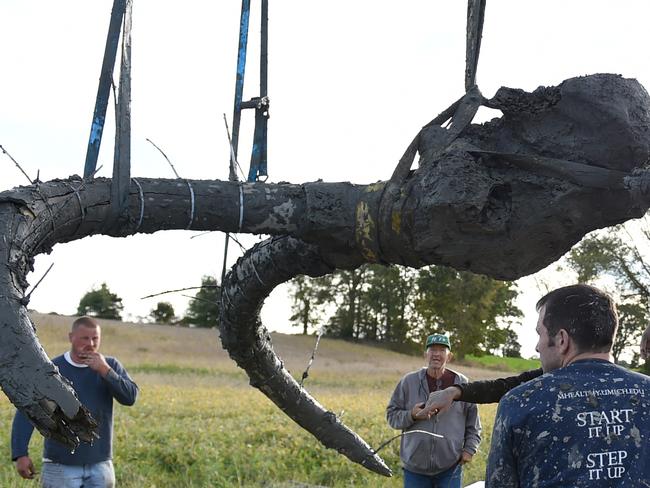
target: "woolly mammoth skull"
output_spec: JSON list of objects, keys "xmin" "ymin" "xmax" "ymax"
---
[{"xmin": 2, "ymin": 73, "xmax": 650, "ymax": 475}]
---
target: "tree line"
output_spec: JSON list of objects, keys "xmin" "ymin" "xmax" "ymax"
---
[
  {"xmin": 76, "ymin": 276, "xmax": 220, "ymax": 328},
  {"xmin": 289, "ymin": 264, "xmax": 523, "ymax": 359},
  {"xmin": 566, "ymin": 217, "xmax": 650, "ymax": 367},
  {"xmin": 76, "ymin": 266, "xmax": 524, "ymax": 359},
  {"xmin": 75, "ymin": 216, "xmax": 650, "ymax": 365},
  {"xmin": 288, "ymin": 214, "xmax": 650, "ymax": 363}
]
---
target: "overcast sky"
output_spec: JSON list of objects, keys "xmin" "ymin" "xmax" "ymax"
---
[{"xmin": 2, "ymin": 1, "xmax": 649, "ymax": 357}]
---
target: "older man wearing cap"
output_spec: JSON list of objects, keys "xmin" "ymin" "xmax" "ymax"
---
[{"xmin": 387, "ymin": 333, "xmax": 481, "ymax": 488}]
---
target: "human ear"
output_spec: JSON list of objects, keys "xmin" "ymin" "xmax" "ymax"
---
[{"xmin": 558, "ymin": 329, "xmax": 571, "ymax": 353}]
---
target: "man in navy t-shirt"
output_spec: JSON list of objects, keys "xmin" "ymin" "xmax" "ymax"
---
[
  {"xmin": 486, "ymin": 284, "xmax": 650, "ymax": 487},
  {"xmin": 11, "ymin": 316, "xmax": 138, "ymax": 488}
]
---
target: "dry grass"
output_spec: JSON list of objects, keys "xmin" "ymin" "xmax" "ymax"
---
[
  {"xmin": 7, "ymin": 312, "xmax": 509, "ymax": 487},
  {"xmin": 31, "ymin": 312, "xmax": 509, "ymax": 382}
]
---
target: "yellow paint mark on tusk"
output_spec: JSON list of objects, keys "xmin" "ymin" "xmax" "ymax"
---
[
  {"xmin": 391, "ymin": 211, "xmax": 401, "ymax": 234},
  {"xmin": 355, "ymin": 201, "xmax": 377, "ymax": 262}
]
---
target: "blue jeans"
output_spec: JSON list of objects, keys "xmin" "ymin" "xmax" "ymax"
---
[
  {"xmin": 403, "ymin": 464, "xmax": 462, "ymax": 488},
  {"xmin": 41, "ymin": 460, "xmax": 115, "ymax": 488}
]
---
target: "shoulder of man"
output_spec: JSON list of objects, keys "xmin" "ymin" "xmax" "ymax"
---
[
  {"xmin": 500, "ymin": 369, "xmax": 555, "ymax": 404},
  {"xmin": 611, "ymin": 362, "xmax": 650, "ymax": 383},
  {"xmin": 446, "ymin": 367, "xmax": 468, "ymax": 384},
  {"xmin": 398, "ymin": 368, "xmax": 425, "ymax": 384}
]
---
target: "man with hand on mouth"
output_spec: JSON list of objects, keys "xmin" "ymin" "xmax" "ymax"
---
[{"xmin": 11, "ymin": 316, "xmax": 138, "ymax": 488}]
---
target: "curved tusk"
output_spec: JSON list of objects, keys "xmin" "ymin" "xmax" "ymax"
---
[
  {"xmin": 0, "ymin": 204, "xmax": 98, "ymax": 446},
  {"xmin": 219, "ymin": 236, "xmax": 392, "ymax": 476}
]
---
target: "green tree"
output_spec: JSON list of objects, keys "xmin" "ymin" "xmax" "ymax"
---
[
  {"xmin": 566, "ymin": 221, "xmax": 650, "ymax": 362},
  {"xmin": 295, "ymin": 265, "xmax": 417, "ymax": 342},
  {"xmin": 362, "ymin": 265, "xmax": 416, "ymax": 344},
  {"xmin": 326, "ymin": 267, "xmax": 369, "ymax": 340},
  {"xmin": 289, "ymin": 275, "xmax": 333, "ymax": 334},
  {"xmin": 302, "ymin": 263, "xmax": 519, "ymax": 354},
  {"xmin": 501, "ymin": 327, "xmax": 523, "ymax": 358},
  {"xmin": 150, "ymin": 301, "xmax": 176, "ymax": 324},
  {"xmin": 77, "ymin": 283, "xmax": 124, "ymax": 320},
  {"xmin": 615, "ymin": 303, "xmax": 647, "ymax": 364},
  {"xmin": 183, "ymin": 276, "xmax": 220, "ymax": 328},
  {"xmin": 413, "ymin": 266, "xmax": 522, "ymax": 359}
]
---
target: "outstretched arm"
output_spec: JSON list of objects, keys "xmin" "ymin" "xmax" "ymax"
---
[
  {"xmin": 424, "ymin": 368, "xmax": 543, "ymax": 414},
  {"xmin": 457, "ymin": 368, "xmax": 543, "ymax": 404}
]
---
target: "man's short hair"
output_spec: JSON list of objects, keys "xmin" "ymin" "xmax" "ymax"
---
[
  {"xmin": 536, "ymin": 284, "xmax": 617, "ymax": 353},
  {"xmin": 72, "ymin": 316, "xmax": 100, "ymax": 331}
]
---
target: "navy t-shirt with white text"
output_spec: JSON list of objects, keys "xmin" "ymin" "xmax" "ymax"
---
[{"xmin": 487, "ymin": 359, "xmax": 650, "ymax": 487}]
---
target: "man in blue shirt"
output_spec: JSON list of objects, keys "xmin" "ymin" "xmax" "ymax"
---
[
  {"xmin": 12, "ymin": 316, "xmax": 138, "ymax": 488},
  {"xmin": 486, "ymin": 284, "xmax": 650, "ymax": 487}
]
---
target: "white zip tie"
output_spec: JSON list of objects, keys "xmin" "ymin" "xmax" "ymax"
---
[
  {"xmin": 146, "ymin": 139, "xmax": 194, "ymax": 230},
  {"xmin": 250, "ymin": 259, "xmax": 265, "ymax": 286},
  {"xmin": 132, "ymin": 178, "xmax": 144, "ymax": 231},
  {"xmin": 186, "ymin": 180, "xmax": 195, "ymax": 230},
  {"xmin": 238, "ymin": 184, "xmax": 244, "ymax": 232},
  {"xmin": 222, "ymin": 287, "xmax": 234, "ymax": 308},
  {"xmin": 63, "ymin": 182, "xmax": 85, "ymax": 233}
]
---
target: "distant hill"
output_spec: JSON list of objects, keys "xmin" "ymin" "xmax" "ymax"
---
[{"xmin": 29, "ymin": 312, "xmax": 513, "ymax": 383}]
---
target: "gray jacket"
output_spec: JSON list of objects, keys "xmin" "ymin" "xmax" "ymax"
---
[{"xmin": 386, "ymin": 367, "xmax": 481, "ymax": 476}]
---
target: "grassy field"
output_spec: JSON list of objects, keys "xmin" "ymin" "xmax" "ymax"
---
[
  {"xmin": 0, "ymin": 314, "xmax": 508, "ymax": 487},
  {"xmin": 464, "ymin": 354, "xmax": 540, "ymax": 373}
]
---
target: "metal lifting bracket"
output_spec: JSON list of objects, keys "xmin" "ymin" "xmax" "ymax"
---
[{"xmin": 231, "ymin": 0, "xmax": 269, "ymax": 184}]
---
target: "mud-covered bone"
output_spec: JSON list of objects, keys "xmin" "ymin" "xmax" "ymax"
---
[
  {"xmin": 220, "ymin": 236, "xmax": 392, "ymax": 476},
  {"xmin": 481, "ymin": 73, "xmax": 650, "ymax": 172},
  {"xmin": 1, "ymin": 73, "xmax": 650, "ymax": 470}
]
